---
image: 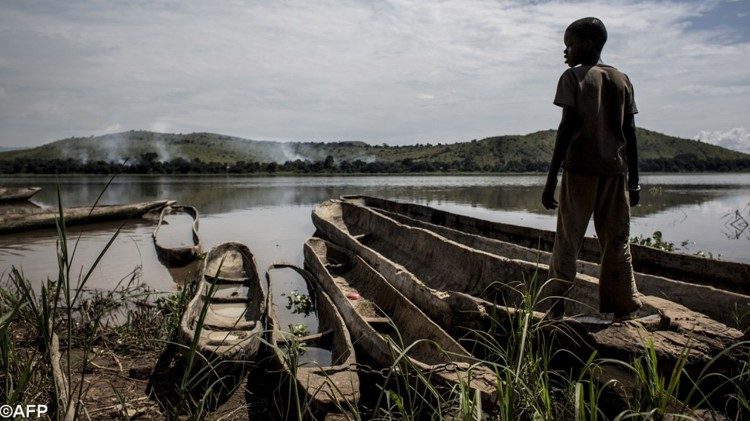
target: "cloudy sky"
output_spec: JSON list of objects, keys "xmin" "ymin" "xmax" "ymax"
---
[{"xmin": 0, "ymin": 0, "xmax": 748, "ymax": 151}]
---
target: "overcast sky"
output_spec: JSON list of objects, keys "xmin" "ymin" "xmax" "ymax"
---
[{"xmin": 0, "ymin": 0, "xmax": 748, "ymax": 152}]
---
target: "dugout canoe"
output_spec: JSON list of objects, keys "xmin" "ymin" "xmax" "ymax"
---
[
  {"xmin": 0, "ymin": 187, "xmax": 41, "ymax": 202},
  {"xmin": 265, "ymin": 264, "xmax": 359, "ymax": 415},
  {"xmin": 312, "ymin": 199, "xmax": 745, "ymax": 370},
  {"xmin": 344, "ymin": 195, "xmax": 750, "ymax": 296},
  {"xmin": 179, "ymin": 242, "xmax": 265, "ymax": 363},
  {"xmin": 342, "ymin": 196, "xmax": 750, "ymax": 331},
  {"xmin": 152, "ymin": 205, "xmax": 202, "ymax": 266},
  {"xmin": 304, "ymin": 237, "xmax": 499, "ymax": 408},
  {"xmin": 0, "ymin": 200, "xmax": 172, "ymax": 234}
]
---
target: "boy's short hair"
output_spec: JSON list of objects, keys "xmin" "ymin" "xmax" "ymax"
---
[{"xmin": 566, "ymin": 17, "xmax": 607, "ymax": 52}]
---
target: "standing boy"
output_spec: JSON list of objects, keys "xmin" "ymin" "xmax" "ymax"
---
[{"xmin": 542, "ymin": 17, "xmax": 642, "ymax": 322}]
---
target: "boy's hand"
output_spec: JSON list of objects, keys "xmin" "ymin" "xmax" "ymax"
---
[
  {"xmin": 629, "ymin": 190, "xmax": 640, "ymax": 207},
  {"xmin": 542, "ymin": 182, "xmax": 558, "ymax": 210}
]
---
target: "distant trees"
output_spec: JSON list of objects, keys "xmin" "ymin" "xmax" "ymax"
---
[{"xmin": 1, "ymin": 154, "xmax": 748, "ymax": 175}]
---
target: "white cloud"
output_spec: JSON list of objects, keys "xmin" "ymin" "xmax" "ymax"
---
[
  {"xmin": 0, "ymin": 0, "xmax": 748, "ymax": 147},
  {"xmin": 695, "ymin": 127, "xmax": 750, "ymax": 153}
]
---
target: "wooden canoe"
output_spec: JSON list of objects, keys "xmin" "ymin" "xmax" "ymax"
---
[
  {"xmin": 342, "ymin": 197, "xmax": 750, "ymax": 331},
  {"xmin": 0, "ymin": 187, "xmax": 41, "ymax": 202},
  {"xmin": 0, "ymin": 200, "xmax": 173, "ymax": 234},
  {"xmin": 304, "ymin": 237, "xmax": 499, "ymax": 408},
  {"xmin": 312, "ymin": 199, "xmax": 744, "ymax": 371},
  {"xmin": 179, "ymin": 242, "xmax": 265, "ymax": 363},
  {"xmin": 343, "ymin": 195, "xmax": 750, "ymax": 296},
  {"xmin": 152, "ymin": 205, "xmax": 202, "ymax": 266},
  {"xmin": 265, "ymin": 263, "xmax": 359, "ymax": 415}
]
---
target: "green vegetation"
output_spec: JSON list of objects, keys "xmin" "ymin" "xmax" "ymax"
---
[{"xmin": 2, "ymin": 128, "xmax": 749, "ymax": 174}]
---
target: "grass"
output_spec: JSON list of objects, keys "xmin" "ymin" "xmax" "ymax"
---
[{"xmin": 0, "ymin": 183, "xmax": 748, "ymax": 420}]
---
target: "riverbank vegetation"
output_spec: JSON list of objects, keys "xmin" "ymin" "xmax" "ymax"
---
[{"xmin": 3, "ymin": 153, "xmax": 750, "ymax": 175}]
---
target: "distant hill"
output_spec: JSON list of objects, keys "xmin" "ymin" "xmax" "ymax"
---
[{"xmin": 1, "ymin": 128, "xmax": 748, "ymax": 173}]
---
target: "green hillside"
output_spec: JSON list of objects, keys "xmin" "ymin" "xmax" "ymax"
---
[{"xmin": 1, "ymin": 128, "xmax": 748, "ymax": 173}]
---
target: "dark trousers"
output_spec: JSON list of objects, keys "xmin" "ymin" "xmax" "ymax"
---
[{"xmin": 548, "ymin": 171, "xmax": 642, "ymax": 315}]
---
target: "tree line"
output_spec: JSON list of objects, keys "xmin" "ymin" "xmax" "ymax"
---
[{"xmin": 1, "ymin": 152, "xmax": 748, "ymax": 174}]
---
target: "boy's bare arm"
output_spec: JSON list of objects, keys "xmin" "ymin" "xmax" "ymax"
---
[
  {"xmin": 542, "ymin": 106, "xmax": 576, "ymax": 210},
  {"xmin": 624, "ymin": 113, "xmax": 640, "ymax": 206}
]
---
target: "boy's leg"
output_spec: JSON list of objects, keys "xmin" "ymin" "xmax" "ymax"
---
[
  {"xmin": 593, "ymin": 175, "xmax": 642, "ymax": 315},
  {"xmin": 548, "ymin": 171, "xmax": 597, "ymax": 315}
]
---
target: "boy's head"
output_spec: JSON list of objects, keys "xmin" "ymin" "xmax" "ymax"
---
[{"xmin": 563, "ymin": 17, "xmax": 607, "ymax": 67}]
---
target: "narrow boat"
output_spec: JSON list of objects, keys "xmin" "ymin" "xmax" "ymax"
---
[
  {"xmin": 179, "ymin": 242, "xmax": 265, "ymax": 363},
  {"xmin": 304, "ymin": 237, "xmax": 499, "ymax": 407},
  {"xmin": 312, "ymin": 199, "xmax": 744, "ymax": 370},
  {"xmin": 265, "ymin": 263, "xmax": 360, "ymax": 415},
  {"xmin": 344, "ymin": 195, "xmax": 750, "ymax": 295},
  {"xmin": 152, "ymin": 205, "xmax": 202, "ymax": 266},
  {"xmin": 342, "ymin": 196, "xmax": 749, "ymax": 330},
  {"xmin": 0, "ymin": 200, "xmax": 172, "ymax": 234},
  {"xmin": 0, "ymin": 187, "xmax": 41, "ymax": 202}
]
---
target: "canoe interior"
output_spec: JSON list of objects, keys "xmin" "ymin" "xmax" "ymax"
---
[
  {"xmin": 181, "ymin": 242, "xmax": 265, "ymax": 361},
  {"xmin": 266, "ymin": 264, "xmax": 359, "ymax": 412},
  {"xmin": 304, "ymin": 237, "xmax": 470, "ymax": 365},
  {"xmin": 344, "ymin": 195, "xmax": 750, "ymax": 295}
]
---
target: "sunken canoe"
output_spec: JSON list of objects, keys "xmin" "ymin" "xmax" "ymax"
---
[
  {"xmin": 344, "ymin": 195, "xmax": 750, "ymax": 296},
  {"xmin": 304, "ymin": 237, "xmax": 499, "ymax": 408},
  {"xmin": 0, "ymin": 187, "xmax": 41, "ymax": 203},
  {"xmin": 265, "ymin": 264, "xmax": 359, "ymax": 415},
  {"xmin": 342, "ymin": 196, "xmax": 750, "ymax": 331},
  {"xmin": 152, "ymin": 205, "xmax": 202, "ymax": 266},
  {"xmin": 179, "ymin": 242, "xmax": 265, "ymax": 363},
  {"xmin": 0, "ymin": 200, "xmax": 172, "ymax": 234},
  {"xmin": 312, "ymin": 199, "xmax": 745, "ymax": 371}
]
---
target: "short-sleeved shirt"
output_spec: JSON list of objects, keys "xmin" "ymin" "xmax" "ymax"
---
[{"xmin": 554, "ymin": 64, "xmax": 638, "ymax": 175}]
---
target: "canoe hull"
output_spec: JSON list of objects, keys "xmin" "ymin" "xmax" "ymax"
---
[
  {"xmin": 0, "ymin": 187, "xmax": 41, "ymax": 202},
  {"xmin": 344, "ymin": 195, "xmax": 750, "ymax": 295},
  {"xmin": 179, "ymin": 242, "xmax": 265, "ymax": 365},
  {"xmin": 352, "ymin": 197, "xmax": 749, "ymax": 330},
  {"xmin": 152, "ymin": 205, "xmax": 202, "ymax": 266},
  {"xmin": 312, "ymin": 199, "xmax": 745, "ymax": 372},
  {"xmin": 0, "ymin": 200, "xmax": 173, "ymax": 234}
]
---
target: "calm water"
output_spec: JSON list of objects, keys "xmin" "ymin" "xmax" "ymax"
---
[{"xmin": 1, "ymin": 173, "xmax": 748, "ymax": 315}]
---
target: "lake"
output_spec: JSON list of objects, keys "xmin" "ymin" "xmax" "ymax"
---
[{"xmin": 1, "ymin": 174, "xmax": 748, "ymax": 321}]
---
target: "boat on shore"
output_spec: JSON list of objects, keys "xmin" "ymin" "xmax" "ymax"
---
[
  {"xmin": 179, "ymin": 242, "xmax": 265, "ymax": 364},
  {"xmin": 0, "ymin": 200, "xmax": 172, "ymax": 234},
  {"xmin": 304, "ymin": 237, "xmax": 499, "ymax": 408},
  {"xmin": 344, "ymin": 195, "xmax": 750, "ymax": 296},
  {"xmin": 0, "ymin": 187, "xmax": 41, "ymax": 203},
  {"xmin": 311, "ymin": 199, "xmax": 745, "ymax": 371},
  {"xmin": 342, "ymin": 196, "xmax": 749, "ymax": 330},
  {"xmin": 152, "ymin": 205, "xmax": 202, "ymax": 266},
  {"xmin": 265, "ymin": 263, "xmax": 359, "ymax": 416}
]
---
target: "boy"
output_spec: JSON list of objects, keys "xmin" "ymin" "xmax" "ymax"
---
[{"xmin": 542, "ymin": 17, "xmax": 642, "ymax": 322}]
